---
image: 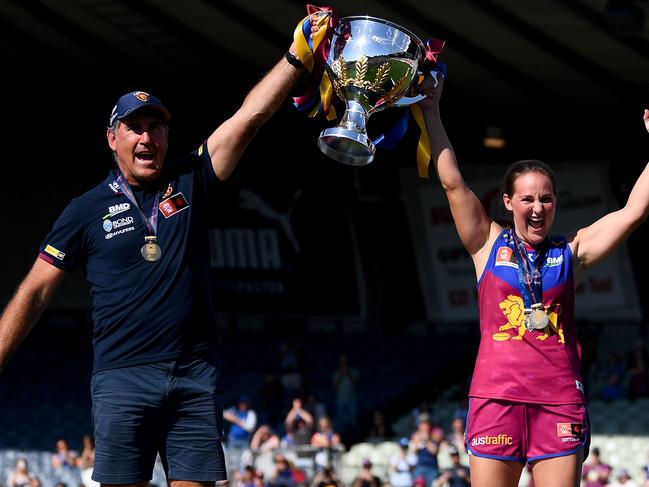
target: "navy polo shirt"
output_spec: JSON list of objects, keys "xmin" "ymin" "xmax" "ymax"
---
[{"xmin": 39, "ymin": 144, "xmax": 219, "ymax": 373}]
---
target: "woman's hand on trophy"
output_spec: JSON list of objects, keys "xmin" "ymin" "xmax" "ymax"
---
[{"xmin": 416, "ymin": 68, "xmax": 445, "ymax": 110}]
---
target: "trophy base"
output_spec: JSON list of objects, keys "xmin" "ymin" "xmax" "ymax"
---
[{"xmin": 318, "ymin": 127, "xmax": 375, "ymax": 166}]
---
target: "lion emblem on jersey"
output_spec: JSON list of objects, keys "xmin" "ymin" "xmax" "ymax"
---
[{"xmin": 492, "ymin": 295, "xmax": 564, "ymax": 343}]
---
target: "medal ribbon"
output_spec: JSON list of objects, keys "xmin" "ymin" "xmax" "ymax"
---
[
  {"xmin": 114, "ymin": 171, "xmax": 160, "ymax": 238},
  {"xmin": 511, "ymin": 233, "xmax": 546, "ymax": 310}
]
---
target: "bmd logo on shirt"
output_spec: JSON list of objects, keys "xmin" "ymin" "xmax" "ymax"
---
[{"xmin": 103, "ymin": 203, "xmax": 131, "ymax": 219}]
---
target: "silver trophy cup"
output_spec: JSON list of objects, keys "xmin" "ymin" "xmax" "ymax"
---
[{"xmin": 318, "ymin": 16, "xmax": 427, "ymax": 165}]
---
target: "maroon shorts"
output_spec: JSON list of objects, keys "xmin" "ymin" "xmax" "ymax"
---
[{"xmin": 466, "ymin": 397, "xmax": 589, "ymax": 463}]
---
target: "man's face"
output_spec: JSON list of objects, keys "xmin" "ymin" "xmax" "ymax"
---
[{"xmin": 107, "ymin": 112, "xmax": 168, "ymax": 185}]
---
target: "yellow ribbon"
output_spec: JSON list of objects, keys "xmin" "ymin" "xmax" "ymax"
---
[
  {"xmin": 293, "ymin": 11, "xmax": 331, "ymax": 73},
  {"xmin": 319, "ymin": 72, "xmax": 337, "ymax": 121},
  {"xmin": 410, "ymin": 104, "xmax": 432, "ymax": 178}
]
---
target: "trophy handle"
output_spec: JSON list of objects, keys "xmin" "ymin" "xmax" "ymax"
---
[
  {"xmin": 392, "ymin": 93, "xmax": 426, "ymax": 107},
  {"xmin": 391, "ymin": 69, "xmax": 441, "ymax": 107}
]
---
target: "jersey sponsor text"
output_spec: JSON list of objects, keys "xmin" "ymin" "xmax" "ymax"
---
[{"xmin": 470, "ymin": 434, "xmax": 513, "ymax": 446}]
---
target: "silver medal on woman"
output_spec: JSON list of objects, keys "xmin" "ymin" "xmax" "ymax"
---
[{"xmin": 525, "ymin": 302, "xmax": 549, "ymax": 331}]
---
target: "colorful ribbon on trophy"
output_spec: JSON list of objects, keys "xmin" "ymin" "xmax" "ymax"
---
[
  {"xmin": 416, "ymin": 38, "xmax": 446, "ymax": 178},
  {"xmin": 372, "ymin": 38, "xmax": 445, "ymax": 178},
  {"xmin": 292, "ymin": 4, "xmax": 339, "ymax": 120}
]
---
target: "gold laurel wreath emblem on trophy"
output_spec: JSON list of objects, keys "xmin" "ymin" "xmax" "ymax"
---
[{"xmin": 331, "ymin": 55, "xmax": 409, "ymax": 104}]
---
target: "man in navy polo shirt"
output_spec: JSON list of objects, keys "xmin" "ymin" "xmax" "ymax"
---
[{"xmin": 0, "ymin": 17, "xmax": 322, "ymax": 487}]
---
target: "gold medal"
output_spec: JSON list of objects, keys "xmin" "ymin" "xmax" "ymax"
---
[
  {"xmin": 525, "ymin": 303, "xmax": 549, "ymax": 331},
  {"xmin": 141, "ymin": 236, "xmax": 162, "ymax": 262}
]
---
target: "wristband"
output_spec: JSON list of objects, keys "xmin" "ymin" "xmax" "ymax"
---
[{"xmin": 285, "ymin": 51, "xmax": 304, "ymax": 69}]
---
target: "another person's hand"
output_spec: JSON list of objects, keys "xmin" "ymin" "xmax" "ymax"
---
[
  {"xmin": 308, "ymin": 11, "xmax": 329, "ymax": 39},
  {"xmin": 644, "ymin": 108, "xmax": 649, "ymax": 133},
  {"xmin": 289, "ymin": 11, "xmax": 329, "ymax": 56}
]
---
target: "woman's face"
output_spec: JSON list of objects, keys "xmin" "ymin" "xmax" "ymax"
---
[
  {"xmin": 503, "ymin": 171, "xmax": 556, "ymax": 245},
  {"xmin": 319, "ymin": 418, "xmax": 330, "ymax": 431}
]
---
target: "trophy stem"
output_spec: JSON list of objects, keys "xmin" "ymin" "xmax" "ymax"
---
[{"xmin": 318, "ymin": 100, "xmax": 376, "ymax": 166}]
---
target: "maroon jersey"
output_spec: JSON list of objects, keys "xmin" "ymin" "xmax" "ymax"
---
[{"xmin": 469, "ymin": 229, "xmax": 585, "ymax": 404}]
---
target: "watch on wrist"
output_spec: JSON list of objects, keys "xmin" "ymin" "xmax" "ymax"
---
[{"xmin": 284, "ymin": 51, "xmax": 304, "ymax": 69}]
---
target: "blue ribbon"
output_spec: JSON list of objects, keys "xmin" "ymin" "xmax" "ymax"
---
[
  {"xmin": 512, "ymin": 233, "xmax": 546, "ymax": 309},
  {"xmin": 372, "ymin": 62, "xmax": 447, "ymax": 150}
]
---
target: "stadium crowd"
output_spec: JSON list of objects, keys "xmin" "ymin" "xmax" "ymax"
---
[{"xmin": 3, "ymin": 336, "xmax": 649, "ymax": 487}]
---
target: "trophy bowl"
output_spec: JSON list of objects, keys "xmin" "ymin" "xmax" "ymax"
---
[{"xmin": 318, "ymin": 16, "xmax": 427, "ymax": 165}]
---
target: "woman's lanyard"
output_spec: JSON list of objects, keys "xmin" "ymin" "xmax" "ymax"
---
[{"xmin": 512, "ymin": 232, "xmax": 549, "ymax": 331}]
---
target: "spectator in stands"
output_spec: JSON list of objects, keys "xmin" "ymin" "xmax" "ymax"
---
[
  {"xmin": 7, "ymin": 458, "xmax": 34, "ymax": 487},
  {"xmin": 266, "ymin": 453, "xmax": 302, "ymax": 487},
  {"xmin": 225, "ymin": 395, "xmax": 258, "ymax": 449},
  {"xmin": 279, "ymin": 341, "xmax": 303, "ymax": 401},
  {"xmin": 413, "ymin": 476, "xmax": 426, "ymax": 487},
  {"xmin": 311, "ymin": 415, "xmax": 342, "ymax": 471},
  {"xmin": 332, "ymin": 354, "xmax": 359, "ymax": 439},
  {"xmin": 389, "ymin": 438, "xmax": 417, "ymax": 487},
  {"xmin": 367, "ymin": 409, "xmax": 394, "ymax": 442},
  {"xmin": 451, "ymin": 398, "xmax": 468, "ymax": 423},
  {"xmin": 77, "ymin": 434, "xmax": 99, "ymax": 487},
  {"xmin": 600, "ymin": 351, "xmax": 627, "ymax": 401},
  {"xmin": 278, "ymin": 340, "xmax": 301, "ymax": 377},
  {"xmin": 310, "ymin": 465, "xmax": 343, "ymax": 487},
  {"xmin": 409, "ymin": 399, "xmax": 433, "ymax": 433},
  {"xmin": 304, "ymin": 391, "xmax": 328, "ymax": 426},
  {"xmin": 352, "ymin": 459, "xmax": 383, "ymax": 487},
  {"xmin": 610, "ymin": 468, "xmax": 639, "ymax": 487},
  {"xmin": 431, "ymin": 425, "xmax": 445, "ymax": 450},
  {"xmin": 258, "ymin": 373, "xmax": 286, "ymax": 428},
  {"xmin": 627, "ymin": 340, "xmax": 649, "ymax": 400},
  {"xmin": 389, "ymin": 437, "xmax": 417, "ymax": 487},
  {"xmin": 282, "ymin": 397, "xmax": 314, "ymax": 447},
  {"xmin": 236, "ymin": 465, "xmax": 264, "ymax": 487},
  {"xmin": 411, "ymin": 414, "xmax": 440, "ymax": 487},
  {"xmin": 582, "ymin": 447, "xmax": 612, "ymax": 487},
  {"xmin": 433, "ymin": 446, "xmax": 470, "ymax": 487},
  {"xmin": 51, "ymin": 438, "xmax": 78, "ymax": 470},
  {"xmin": 250, "ymin": 425, "xmax": 281, "ymax": 453},
  {"xmin": 444, "ymin": 417, "xmax": 466, "ymax": 453}
]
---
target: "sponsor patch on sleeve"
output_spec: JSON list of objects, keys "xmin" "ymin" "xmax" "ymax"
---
[
  {"xmin": 44, "ymin": 244, "xmax": 65, "ymax": 261},
  {"xmin": 159, "ymin": 192, "xmax": 190, "ymax": 218},
  {"xmin": 495, "ymin": 246, "xmax": 517, "ymax": 267}
]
